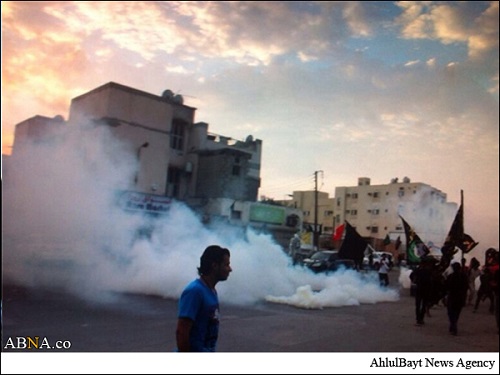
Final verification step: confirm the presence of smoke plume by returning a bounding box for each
[3,120,399,308]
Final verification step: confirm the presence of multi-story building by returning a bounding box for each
[280,177,457,253]
[12,115,67,156]
[280,190,335,233]
[68,82,263,203]
[9,82,302,248]
[334,177,456,245]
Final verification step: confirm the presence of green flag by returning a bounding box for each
[400,216,429,265]
[383,234,391,246]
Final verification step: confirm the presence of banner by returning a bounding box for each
[400,216,429,265]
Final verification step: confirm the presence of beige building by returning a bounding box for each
[280,191,335,233]
[280,177,457,252]
[335,177,456,243]
[9,81,302,248]
[68,82,263,203]
[12,115,67,156]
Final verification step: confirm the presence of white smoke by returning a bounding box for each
[398,267,413,289]
[392,186,457,247]
[3,120,400,308]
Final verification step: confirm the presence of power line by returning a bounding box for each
[260,174,316,194]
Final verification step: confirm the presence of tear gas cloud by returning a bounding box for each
[3,120,399,308]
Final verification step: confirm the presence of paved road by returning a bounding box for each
[2,283,498,353]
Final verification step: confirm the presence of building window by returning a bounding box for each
[351,210,357,216]
[166,166,182,198]
[371,226,379,234]
[232,156,241,176]
[352,193,358,199]
[170,119,185,151]
[372,209,380,215]
[373,192,379,198]
[398,188,405,197]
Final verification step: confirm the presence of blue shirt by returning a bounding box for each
[178,278,220,352]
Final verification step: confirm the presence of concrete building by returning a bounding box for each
[9,82,302,248]
[280,190,335,233]
[279,177,457,253]
[68,82,263,204]
[334,177,456,245]
[11,115,67,156]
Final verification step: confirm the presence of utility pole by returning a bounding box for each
[314,170,323,250]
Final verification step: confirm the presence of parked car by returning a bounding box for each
[303,250,356,273]
[362,251,394,270]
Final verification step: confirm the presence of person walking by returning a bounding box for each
[445,262,469,336]
[378,254,390,287]
[289,233,302,266]
[494,262,499,334]
[474,267,495,313]
[467,257,481,306]
[176,245,232,352]
[410,258,434,326]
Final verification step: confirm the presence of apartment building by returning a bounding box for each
[334,177,456,244]
[68,82,263,203]
[280,177,457,251]
[281,190,336,233]
[9,82,302,247]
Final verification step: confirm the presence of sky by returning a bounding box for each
[1,3,497,368]
[1,1,498,252]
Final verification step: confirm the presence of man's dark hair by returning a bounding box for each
[198,245,230,276]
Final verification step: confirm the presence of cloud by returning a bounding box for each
[396,1,499,59]
[468,1,499,59]
[342,1,374,37]
[2,1,498,248]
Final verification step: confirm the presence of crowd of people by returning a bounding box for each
[410,248,499,336]
[174,244,498,352]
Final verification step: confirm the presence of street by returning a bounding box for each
[2,281,499,352]
[2,280,499,373]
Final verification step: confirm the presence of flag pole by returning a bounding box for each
[460,189,464,262]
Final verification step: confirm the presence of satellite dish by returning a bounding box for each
[53,115,65,122]
[173,94,184,104]
[245,135,254,143]
[162,89,174,99]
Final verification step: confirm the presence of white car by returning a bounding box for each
[363,252,393,270]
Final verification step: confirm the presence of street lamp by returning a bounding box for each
[137,142,149,158]
[135,142,149,184]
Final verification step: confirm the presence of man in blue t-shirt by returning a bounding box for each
[176,245,232,352]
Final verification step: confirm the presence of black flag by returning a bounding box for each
[441,190,478,268]
[338,221,367,269]
[461,233,479,254]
